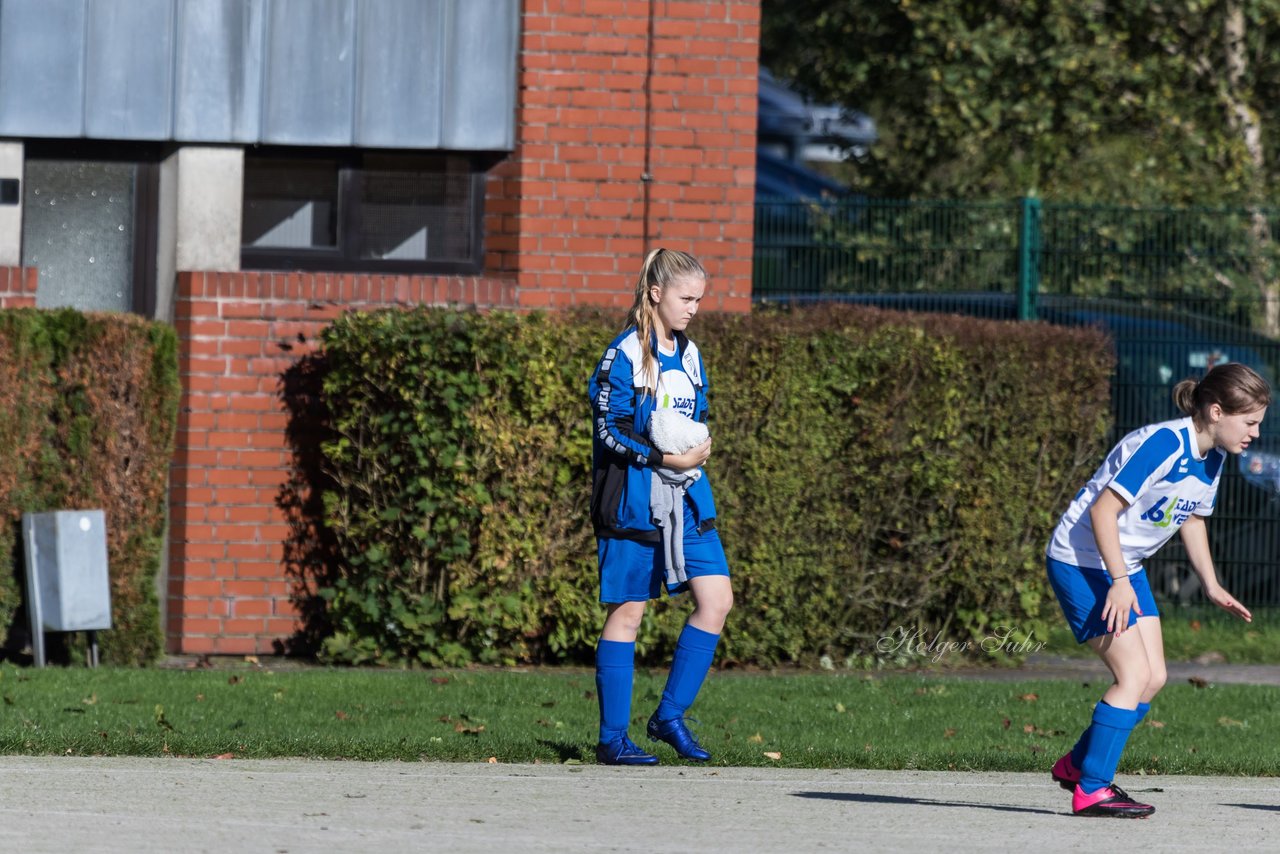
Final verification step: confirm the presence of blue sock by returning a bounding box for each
[655,624,720,722]
[1070,700,1148,768]
[596,639,635,744]
[1078,701,1141,794]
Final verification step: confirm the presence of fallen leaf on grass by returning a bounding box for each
[1147,720,1165,729]
[1217,716,1246,728]
[1188,677,1208,689]
[763,752,782,761]
[1019,693,1038,702]
[943,728,956,738]
[335,710,349,720]
[431,677,449,685]
[486,756,498,764]
[212,752,236,760]
[747,733,764,744]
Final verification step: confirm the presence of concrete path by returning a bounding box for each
[2,756,1278,853]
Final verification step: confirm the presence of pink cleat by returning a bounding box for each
[1072,783,1155,818]
[1051,752,1081,790]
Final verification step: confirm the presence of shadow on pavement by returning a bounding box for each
[792,791,1059,816]
[1223,803,1280,812]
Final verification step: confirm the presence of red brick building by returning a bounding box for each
[0,0,759,654]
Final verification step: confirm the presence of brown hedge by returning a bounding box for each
[282,303,1113,667]
[0,310,180,665]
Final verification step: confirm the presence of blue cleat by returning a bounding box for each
[595,734,659,766]
[646,713,711,762]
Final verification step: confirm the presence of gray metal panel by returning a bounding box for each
[0,0,88,137]
[173,0,266,142]
[262,0,356,145]
[354,0,444,148]
[0,0,518,149]
[442,0,518,150]
[84,0,176,140]
[23,510,112,633]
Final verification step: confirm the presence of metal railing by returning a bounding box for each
[754,197,1280,612]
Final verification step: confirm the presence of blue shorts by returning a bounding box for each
[598,502,730,603]
[1045,556,1160,644]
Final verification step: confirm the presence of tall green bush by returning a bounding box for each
[288,304,1112,667]
[0,310,179,665]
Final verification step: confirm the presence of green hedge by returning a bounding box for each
[284,304,1112,667]
[0,310,180,666]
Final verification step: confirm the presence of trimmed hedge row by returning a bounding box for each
[283,304,1113,667]
[0,310,180,666]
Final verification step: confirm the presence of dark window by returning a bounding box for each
[241,150,493,274]
[242,157,339,250]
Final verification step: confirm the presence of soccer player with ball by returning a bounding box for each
[587,248,733,766]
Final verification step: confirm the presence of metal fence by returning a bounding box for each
[754,197,1280,612]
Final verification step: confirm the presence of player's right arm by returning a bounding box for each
[1090,487,1141,634]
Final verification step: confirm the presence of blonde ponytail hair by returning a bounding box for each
[624,248,707,393]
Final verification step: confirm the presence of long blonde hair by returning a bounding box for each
[624,247,707,393]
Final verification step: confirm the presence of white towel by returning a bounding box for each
[651,464,702,586]
[647,409,709,586]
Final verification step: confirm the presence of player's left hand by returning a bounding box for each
[1206,585,1252,622]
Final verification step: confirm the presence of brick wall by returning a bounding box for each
[168,272,517,654]
[498,0,758,312]
[0,265,37,308]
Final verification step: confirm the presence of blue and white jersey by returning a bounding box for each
[588,326,715,540]
[1047,417,1224,574]
[655,343,698,418]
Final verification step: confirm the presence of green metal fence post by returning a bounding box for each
[1017,196,1041,320]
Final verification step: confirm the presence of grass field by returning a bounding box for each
[1042,604,1280,663]
[3,664,1279,776]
